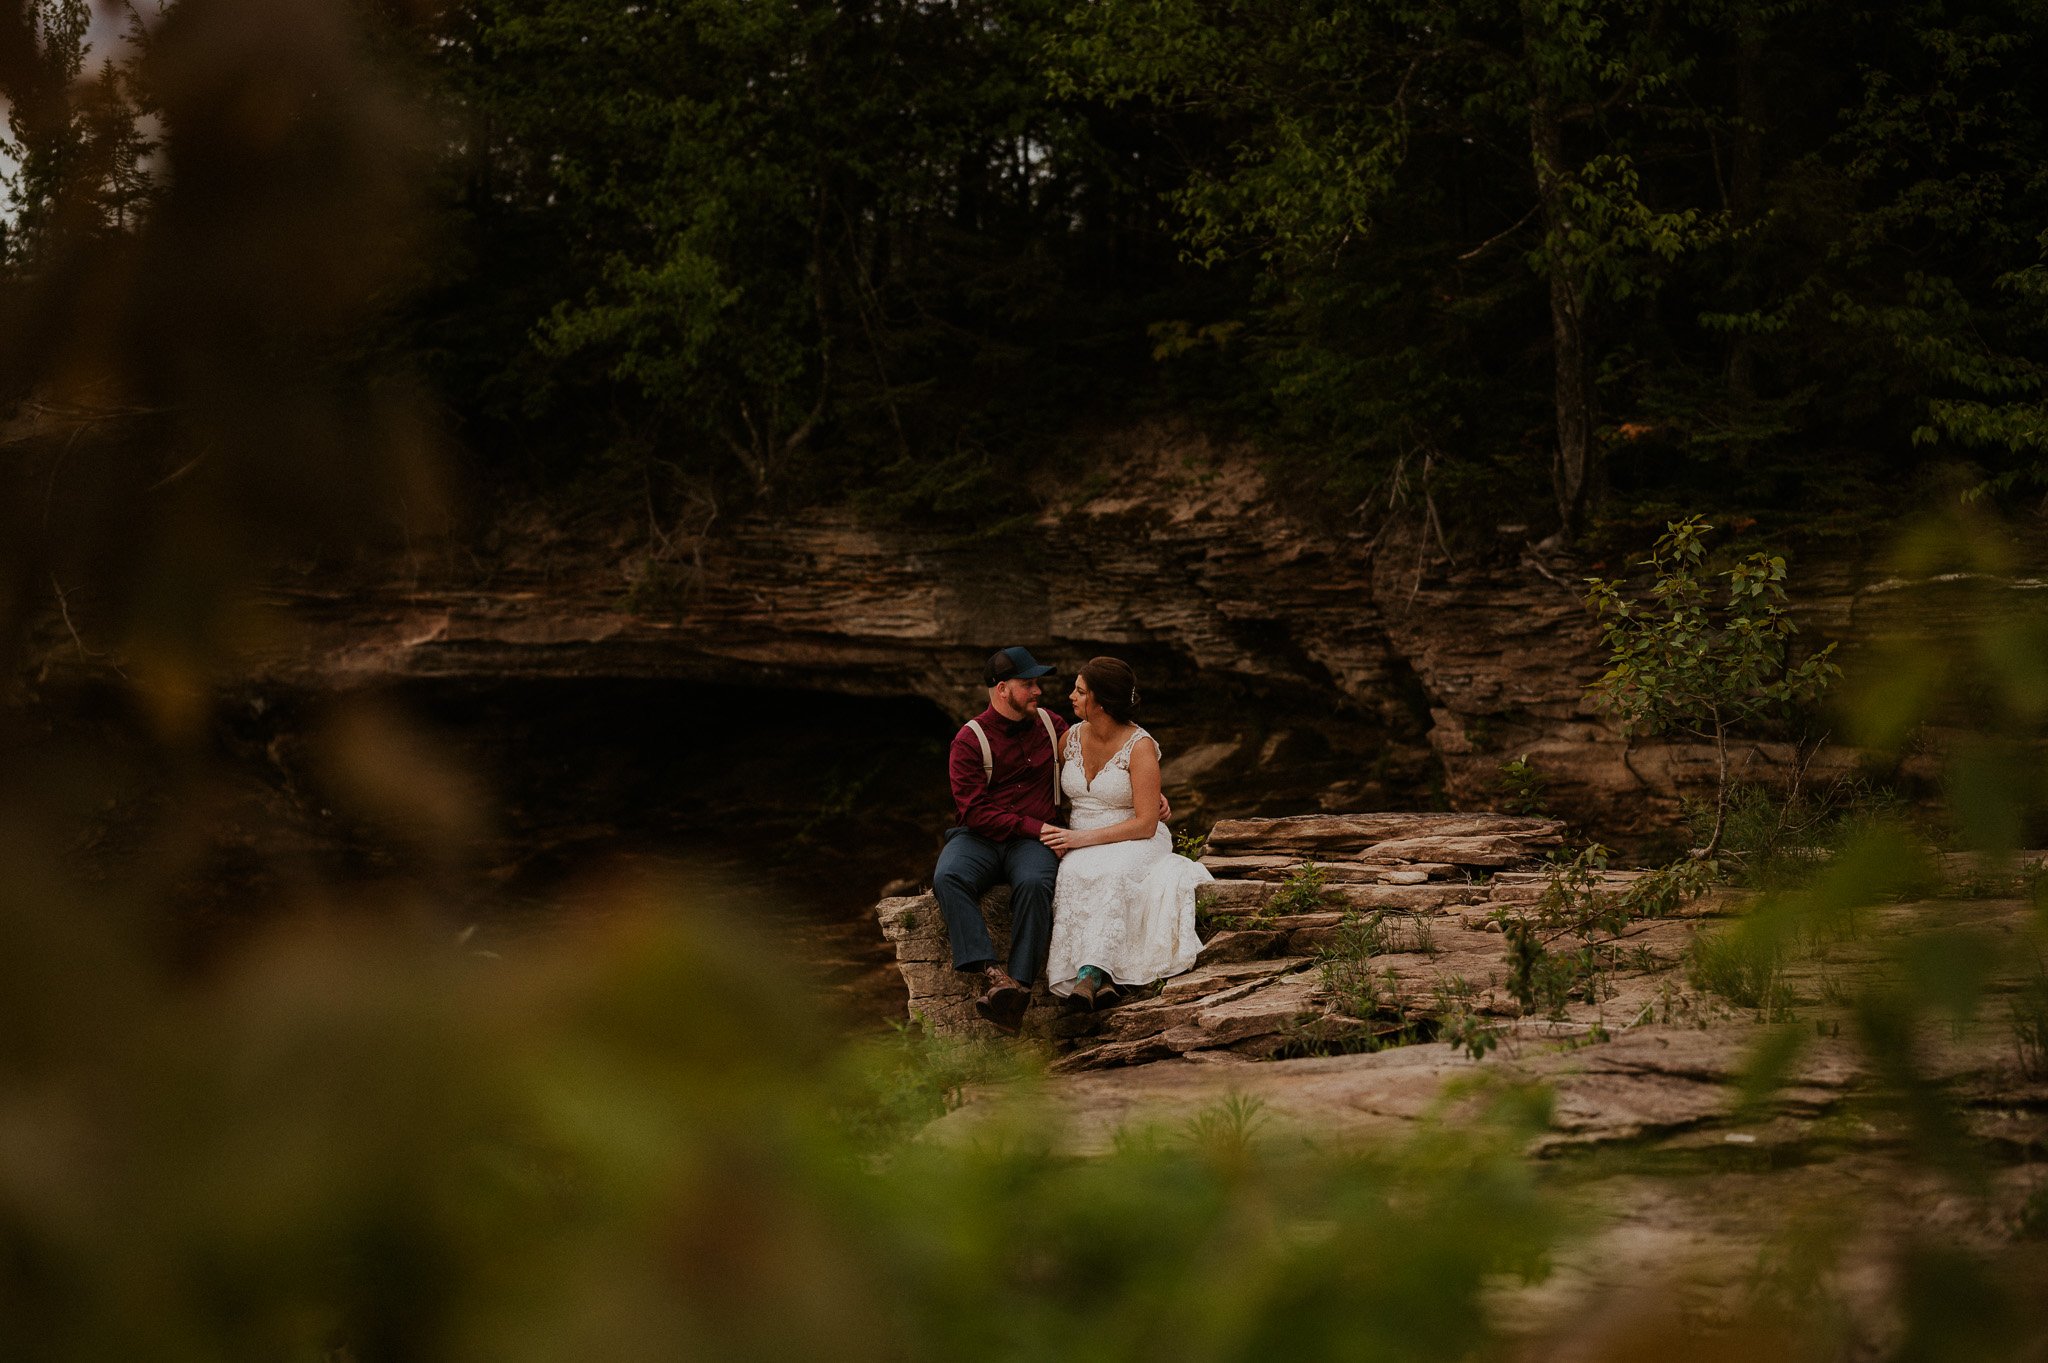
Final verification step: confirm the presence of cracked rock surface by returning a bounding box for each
[876,811,2048,1335]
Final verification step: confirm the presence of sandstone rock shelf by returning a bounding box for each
[873,812,1679,1068]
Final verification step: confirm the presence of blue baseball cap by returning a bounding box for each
[985,646,1055,687]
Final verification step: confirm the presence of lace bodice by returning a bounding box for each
[1046,722,1209,995]
[1061,726,1158,831]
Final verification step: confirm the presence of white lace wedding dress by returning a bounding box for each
[1045,726,1212,996]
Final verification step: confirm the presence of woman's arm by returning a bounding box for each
[1069,737,1162,848]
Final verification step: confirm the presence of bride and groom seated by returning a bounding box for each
[934,646,1212,1035]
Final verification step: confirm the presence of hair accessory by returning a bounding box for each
[1130,687,1140,705]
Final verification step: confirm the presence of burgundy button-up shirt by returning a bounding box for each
[948,704,1070,841]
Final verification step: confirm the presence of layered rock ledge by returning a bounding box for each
[34,426,2036,840]
[882,814,2048,1336]
[873,811,1683,1068]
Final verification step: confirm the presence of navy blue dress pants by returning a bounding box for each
[932,828,1059,985]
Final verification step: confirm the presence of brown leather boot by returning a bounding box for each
[974,966,1030,1035]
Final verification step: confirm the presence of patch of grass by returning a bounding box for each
[2011,960,2048,1079]
[1434,976,1502,1060]
[1685,926,1792,1020]
[1314,911,1434,1048]
[617,554,693,617]
[833,1018,1031,1152]
[1325,909,1390,959]
[1695,778,1909,892]
[1181,1093,1269,1159]
[1504,923,1609,1019]
[1198,896,1277,935]
[1321,910,1435,961]
[1268,860,1334,916]
[1320,954,1397,1022]
[1538,845,1716,936]
[1501,846,1715,1021]
[1272,1013,1404,1059]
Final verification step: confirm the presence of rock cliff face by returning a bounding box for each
[104,424,2037,840]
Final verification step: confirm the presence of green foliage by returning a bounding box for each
[1504,920,1607,1019]
[1536,843,1716,939]
[1267,859,1334,917]
[1313,909,1440,1051]
[0,2,155,265]
[0,874,1582,1360]
[1316,911,1406,1036]
[1506,845,1717,1020]
[1686,925,1793,1020]
[1318,907,1435,963]
[1178,1093,1270,1159]
[1172,826,1209,861]
[1946,266,2048,496]
[331,0,2048,536]
[418,0,1196,508]
[1319,959,1406,1039]
[1586,516,1840,742]
[1051,0,1732,534]
[1540,152,1723,304]
[1495,756,1551,816]
[834,1017,1032,1151]
[1051,0,1405,272]
[2011,959,2048,1080]
[1434,977,1503,1061]
[1324,908,1390,962]
[1691,778,1909,891]
[1586,516,1841,853]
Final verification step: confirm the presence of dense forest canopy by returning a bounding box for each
[6,0,2048,545]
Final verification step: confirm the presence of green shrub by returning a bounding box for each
[834,1018,1033,1152]
[1585,516,1840,857]
[1496,756,1550,816]
[2011,961,2048,1080]
[1692,778,1909,891]
[1504,922,1608,1019]
[1509,848,1713,1019]
[1268,860,1335,916]
[1317,912,1397,1025]
[1434,977,1503,1060]
[1685,925,1792,1019]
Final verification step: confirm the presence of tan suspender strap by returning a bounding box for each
[1039,708,1064,807]
[966,714,1065,808]
[963,720,994,783]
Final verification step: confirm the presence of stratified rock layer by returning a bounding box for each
[37,424,2043,838]
[873,811,1677,1066]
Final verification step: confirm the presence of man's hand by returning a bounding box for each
[1040,824,1077,855]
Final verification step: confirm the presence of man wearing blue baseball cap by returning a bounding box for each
[934,646,1068,1034]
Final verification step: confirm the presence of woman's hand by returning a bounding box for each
[1040,824,1083,854]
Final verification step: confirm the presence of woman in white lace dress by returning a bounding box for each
[1039,657,1212,1010]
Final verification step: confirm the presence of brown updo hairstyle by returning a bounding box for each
[1079,656,1141,725]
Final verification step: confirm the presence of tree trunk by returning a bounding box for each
[1701,714,1731,859]
[1527,91,1594,540]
